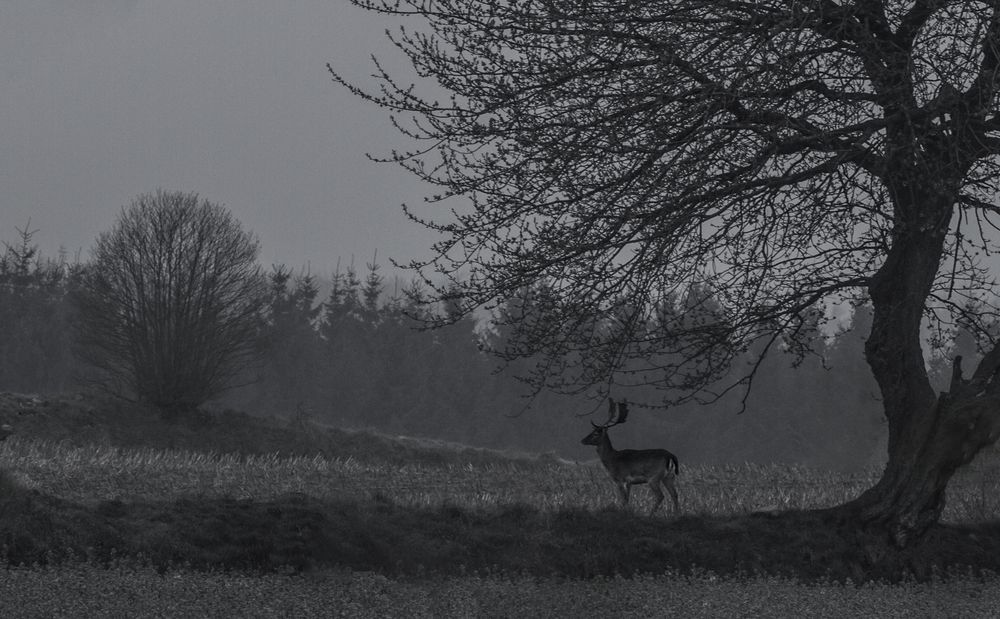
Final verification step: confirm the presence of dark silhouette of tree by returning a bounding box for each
[361,255,385,324]
[74,191,267,411]
[318,262,372,423]
[333,1,1000,544]
[813,304,885,467]
[253,266,324,414]
[0,224,79,392]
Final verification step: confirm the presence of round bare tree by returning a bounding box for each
[75,190,266,411]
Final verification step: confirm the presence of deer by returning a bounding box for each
[581,399,680,515]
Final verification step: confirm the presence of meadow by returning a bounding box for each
[4,439,880,515]
[1,394,1000,616]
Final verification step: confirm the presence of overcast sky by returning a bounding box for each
[1,1,436,276]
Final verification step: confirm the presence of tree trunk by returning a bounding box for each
[849,369,1000,546]
[848,181,1000,545]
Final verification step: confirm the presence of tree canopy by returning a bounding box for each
[75,191,267,411]
[334,1,1000,544]
[333,0,1000,402]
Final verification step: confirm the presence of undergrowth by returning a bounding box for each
[2,468,1000,583]
[1,392,1000,584]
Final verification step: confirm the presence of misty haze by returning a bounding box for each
[4,1,1000,614]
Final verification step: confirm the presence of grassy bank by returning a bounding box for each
[1,392,1000,588]
[1,438,1000,583]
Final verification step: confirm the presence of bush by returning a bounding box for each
[74,191,267,410]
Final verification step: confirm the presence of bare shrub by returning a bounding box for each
[74,190,266,411]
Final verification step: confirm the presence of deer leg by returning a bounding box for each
[662,473,680,513]
[616,482,631,507]
[647,479,665,516]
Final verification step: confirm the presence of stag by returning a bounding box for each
[581,399,680,515]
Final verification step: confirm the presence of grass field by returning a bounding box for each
[1,393,1000,616]
[1,562,998,618]
[6,435,999,524]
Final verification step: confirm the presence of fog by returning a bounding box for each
[0,240,902,468]
[1,1,431,274]
[1,3,901,467]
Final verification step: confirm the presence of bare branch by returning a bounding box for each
[336,0,1000,407]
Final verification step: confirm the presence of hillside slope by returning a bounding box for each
[0,391,547,467]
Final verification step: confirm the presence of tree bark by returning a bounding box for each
[850,374,1000,547]
[848,187,1000,545]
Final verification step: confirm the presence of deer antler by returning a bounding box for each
[601,398,630,427]
[617,399,629,425]
[595,399,615,428]
[605,398,618,426]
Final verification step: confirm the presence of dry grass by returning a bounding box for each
[3,394,1000,615]
[1,562,998,619]
[5,438,999,523]
[1,436,1000,582]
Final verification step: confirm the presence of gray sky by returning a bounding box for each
[1,1,436,276]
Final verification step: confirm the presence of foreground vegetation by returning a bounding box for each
[2,562,997,618]
[3,438,1000,582]
[2,393,1000,615]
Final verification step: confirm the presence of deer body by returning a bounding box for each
[582,401,680,515]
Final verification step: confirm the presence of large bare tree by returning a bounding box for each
[75,191,267,411]
[333,1,1000,545]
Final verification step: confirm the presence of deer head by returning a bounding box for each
[581,399,628,445]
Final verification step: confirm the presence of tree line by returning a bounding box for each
[2,195,972,468]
